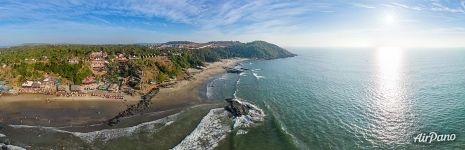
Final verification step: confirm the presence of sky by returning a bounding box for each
[1,0,465,48]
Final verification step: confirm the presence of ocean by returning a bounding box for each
[3,48,465,149]
[206,48,465,149]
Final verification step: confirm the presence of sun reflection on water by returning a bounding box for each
[371,47,411,145]
[377,47,403,102]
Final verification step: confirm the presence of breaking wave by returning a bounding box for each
[173,99,265,150]
[172,108,230,150]
[252,72,265,79]
[10,112,180,143]
[0,143,25,150]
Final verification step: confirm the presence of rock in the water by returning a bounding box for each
[224,98,265,129]
[174,99,265,150]
[224,98,248,116]
[224,98,259,117]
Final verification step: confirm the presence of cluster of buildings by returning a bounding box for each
[19,78,61,94]
[14,76,124,99]
[114,53,140,62]
[0,50,174,99]
[89,51,108,72]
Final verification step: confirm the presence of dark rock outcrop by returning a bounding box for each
[226,68,243,74]
[224,98,251,117]
[107,88,159,126]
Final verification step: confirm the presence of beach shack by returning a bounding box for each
[56,85,66,91]
[108,84,119,93]
[98,83,110,91]
[70,85,81,92]
[21,81,34,88]
[31,81,41,88]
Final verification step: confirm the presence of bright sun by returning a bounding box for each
[384,14,396,25]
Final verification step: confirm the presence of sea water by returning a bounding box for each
[206,48,465,149]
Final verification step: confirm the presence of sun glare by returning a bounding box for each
[384,14,396,25]
[376,46,404,106]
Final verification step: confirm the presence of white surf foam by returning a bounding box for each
[218,73,228,80]
[0,143,25,150]
[0,133,5,138]
[252,72,265,79]
[173,99,265,149]
[172,108,231,150]
[206,83,214,99]
[232,99,265,129]
[10,112,180,143]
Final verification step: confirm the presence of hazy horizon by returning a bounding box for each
[1,0,465,48]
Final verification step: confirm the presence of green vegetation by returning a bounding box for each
[13,61,92,84]
[0,41,295,85]
[213,41,296,59]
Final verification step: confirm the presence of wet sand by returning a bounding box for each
[0,58,245,129]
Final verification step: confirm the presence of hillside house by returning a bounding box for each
[116,54,128,62]
[82,76,96,85]
[68,57,80,64]
[90,51,108,60]
[90,60,106,71]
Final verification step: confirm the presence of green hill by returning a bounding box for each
[214,41,296,59]
[0,41,295,84]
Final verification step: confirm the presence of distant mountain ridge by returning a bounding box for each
[217,41,297,59]
[156,40,296,59]
[0,40,296,60]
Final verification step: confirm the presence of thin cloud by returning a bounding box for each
[429,0,465,13]
[390,2,423,11]
[351,3,376,9]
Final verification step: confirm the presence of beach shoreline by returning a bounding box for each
[0,58,246,127]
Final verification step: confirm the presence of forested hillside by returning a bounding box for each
[0,41,295,85]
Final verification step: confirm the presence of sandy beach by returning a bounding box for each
[0,58,245,127]
[151,58,246,108]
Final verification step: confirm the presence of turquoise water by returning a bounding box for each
[208,48,465,149]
